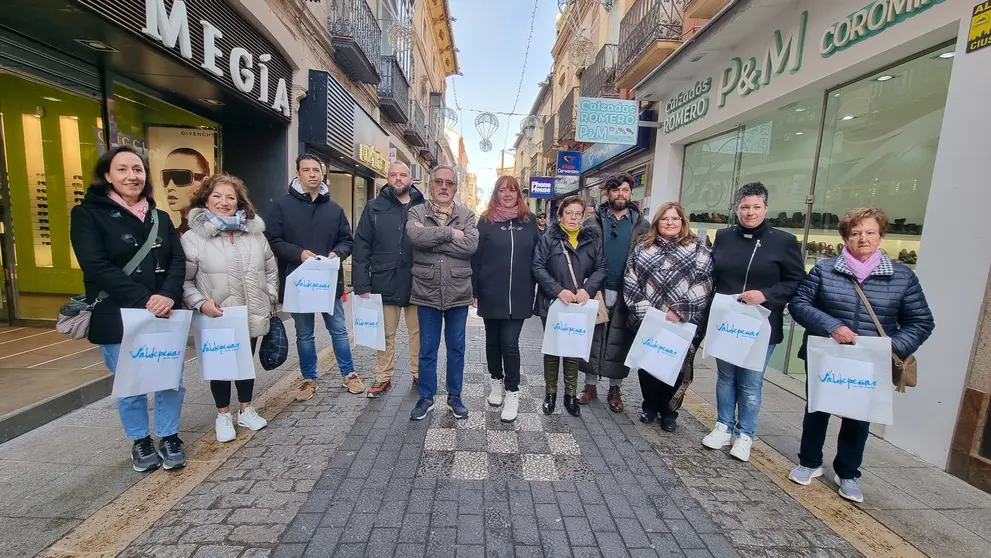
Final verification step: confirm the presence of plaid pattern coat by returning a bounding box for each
[624,236,714,332]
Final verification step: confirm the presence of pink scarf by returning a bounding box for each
[107,190,149,222]
[490,205,520,222]
[843,246,882,283]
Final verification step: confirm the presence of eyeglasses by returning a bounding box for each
[162,169,207,187]
[431,179,456,187]
[562,211,583,218]
[658,217,681,223]
[849,230,880,239]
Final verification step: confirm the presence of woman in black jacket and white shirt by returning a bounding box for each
[701,182,805,462]
[70,145,187,473]
[471,176,542,423]
[532,196,607,417]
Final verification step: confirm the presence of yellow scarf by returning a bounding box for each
[561,223,579,249]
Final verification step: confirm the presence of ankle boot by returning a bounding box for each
[543,393,556,415]
[564,395,581,417]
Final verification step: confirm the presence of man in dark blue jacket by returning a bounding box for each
[266,153,362,401]
[352,161,426,398]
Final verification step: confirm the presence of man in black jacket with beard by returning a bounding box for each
[266,153,362,402]
[353,161,426,397]
[580,173,650,413]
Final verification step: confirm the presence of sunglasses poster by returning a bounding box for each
[146,126,218,235]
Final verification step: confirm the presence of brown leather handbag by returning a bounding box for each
[561,241,608,325]
[850,279,917,392]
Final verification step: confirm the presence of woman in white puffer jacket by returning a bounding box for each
[181,173,279,442]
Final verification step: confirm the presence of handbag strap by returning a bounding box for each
[560,240,579,291]
[849,277,887,337]
[97,210,160,301]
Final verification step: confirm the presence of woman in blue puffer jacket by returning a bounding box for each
[787,207,934,504]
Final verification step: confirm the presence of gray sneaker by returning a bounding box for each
[157,435,186,470]
[788,465,823,486]
[835,475,864,503]
[131,436,162,472]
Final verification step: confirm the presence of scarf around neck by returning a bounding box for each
[843,245,882,283]
[490,204,520,223]
[206,209,249,232]
[560,223,580,248]
[107,190,149,221]
[429,201,453,225]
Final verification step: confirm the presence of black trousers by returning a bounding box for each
[798,360,871,479]
[638,369,683,420]
[210,338,259,409]
[483,318,525,392]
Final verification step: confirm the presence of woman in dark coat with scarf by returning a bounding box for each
[532,196,607,417]
[70,145,187,473]
[625,202,713,433]
[472,176,542,423]
[787,207,934,504]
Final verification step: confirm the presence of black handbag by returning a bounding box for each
[259,315,289,371]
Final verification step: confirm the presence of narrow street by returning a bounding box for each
[3,312,988,557]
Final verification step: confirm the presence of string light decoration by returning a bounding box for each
[557,0,612,68]
[520,115,540,142]
[443,107,459,131]
[502,0,540,151]
[387,20,414,50]
[475,112,499,153]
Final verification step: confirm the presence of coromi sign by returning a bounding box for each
[141,0,291,117]
[76,0,293,118]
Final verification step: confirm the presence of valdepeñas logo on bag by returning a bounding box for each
[642,337,679,357]
[717,321,759,339]
[294,278,331,290]
[553,322,586,336]
[817,370,877,390]
[130,345,183,362]
[203,341,241,355]
[355,318,378,328]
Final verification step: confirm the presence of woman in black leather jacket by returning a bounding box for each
[532,196,606,417]
[787,207,934,504]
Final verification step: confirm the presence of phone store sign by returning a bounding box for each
[141,0,291,117]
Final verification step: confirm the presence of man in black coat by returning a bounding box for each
[580,173,651,413]
[352,161,426,397]
[266,153,362,401]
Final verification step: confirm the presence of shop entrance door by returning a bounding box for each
[0,72,102,321]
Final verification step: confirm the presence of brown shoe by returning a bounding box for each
[296,380,318,402]
[342,372,365,394]
[607,386,624,413]
[578,384,597,405]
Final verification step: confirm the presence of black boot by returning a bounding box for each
[543,393,556,415]
[564,395,581,417]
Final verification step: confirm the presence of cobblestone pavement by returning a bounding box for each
[92,314,868,558]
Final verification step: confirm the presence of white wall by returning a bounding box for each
[640,0,983,467]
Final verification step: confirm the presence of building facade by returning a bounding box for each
[0,0,460,321]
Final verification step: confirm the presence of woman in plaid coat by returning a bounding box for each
[624,202,714,433]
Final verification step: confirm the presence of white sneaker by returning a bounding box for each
[501,391,520,423]
[701,422,733,449]
[487,378,505,407]
[237,407,268,431]
[730,434,754,462]
[215,412,236,443]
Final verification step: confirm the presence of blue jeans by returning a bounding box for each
[715,344,776,438]
[417,306,468,399]
[292,297,354,380]
[101,344,185,440]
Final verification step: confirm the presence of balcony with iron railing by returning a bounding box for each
[328,0,381,84]
[581,44,619,99]
[542,115,556,153]
[557,87,577,144]
[617,0,683,90]
[530,153,540,178]
[684,0,729,20]
[420,107,440,166]
[403,102,427,147]
[378,56,410,124]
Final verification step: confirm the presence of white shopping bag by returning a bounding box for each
[191,306,256,382]
[282,256,341,314]
[703,293,772,370]
[352,294,386,351]
[807,336,894,424]
[112,309,193,398]
[625,307,697,386]
[541,299,599,360]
